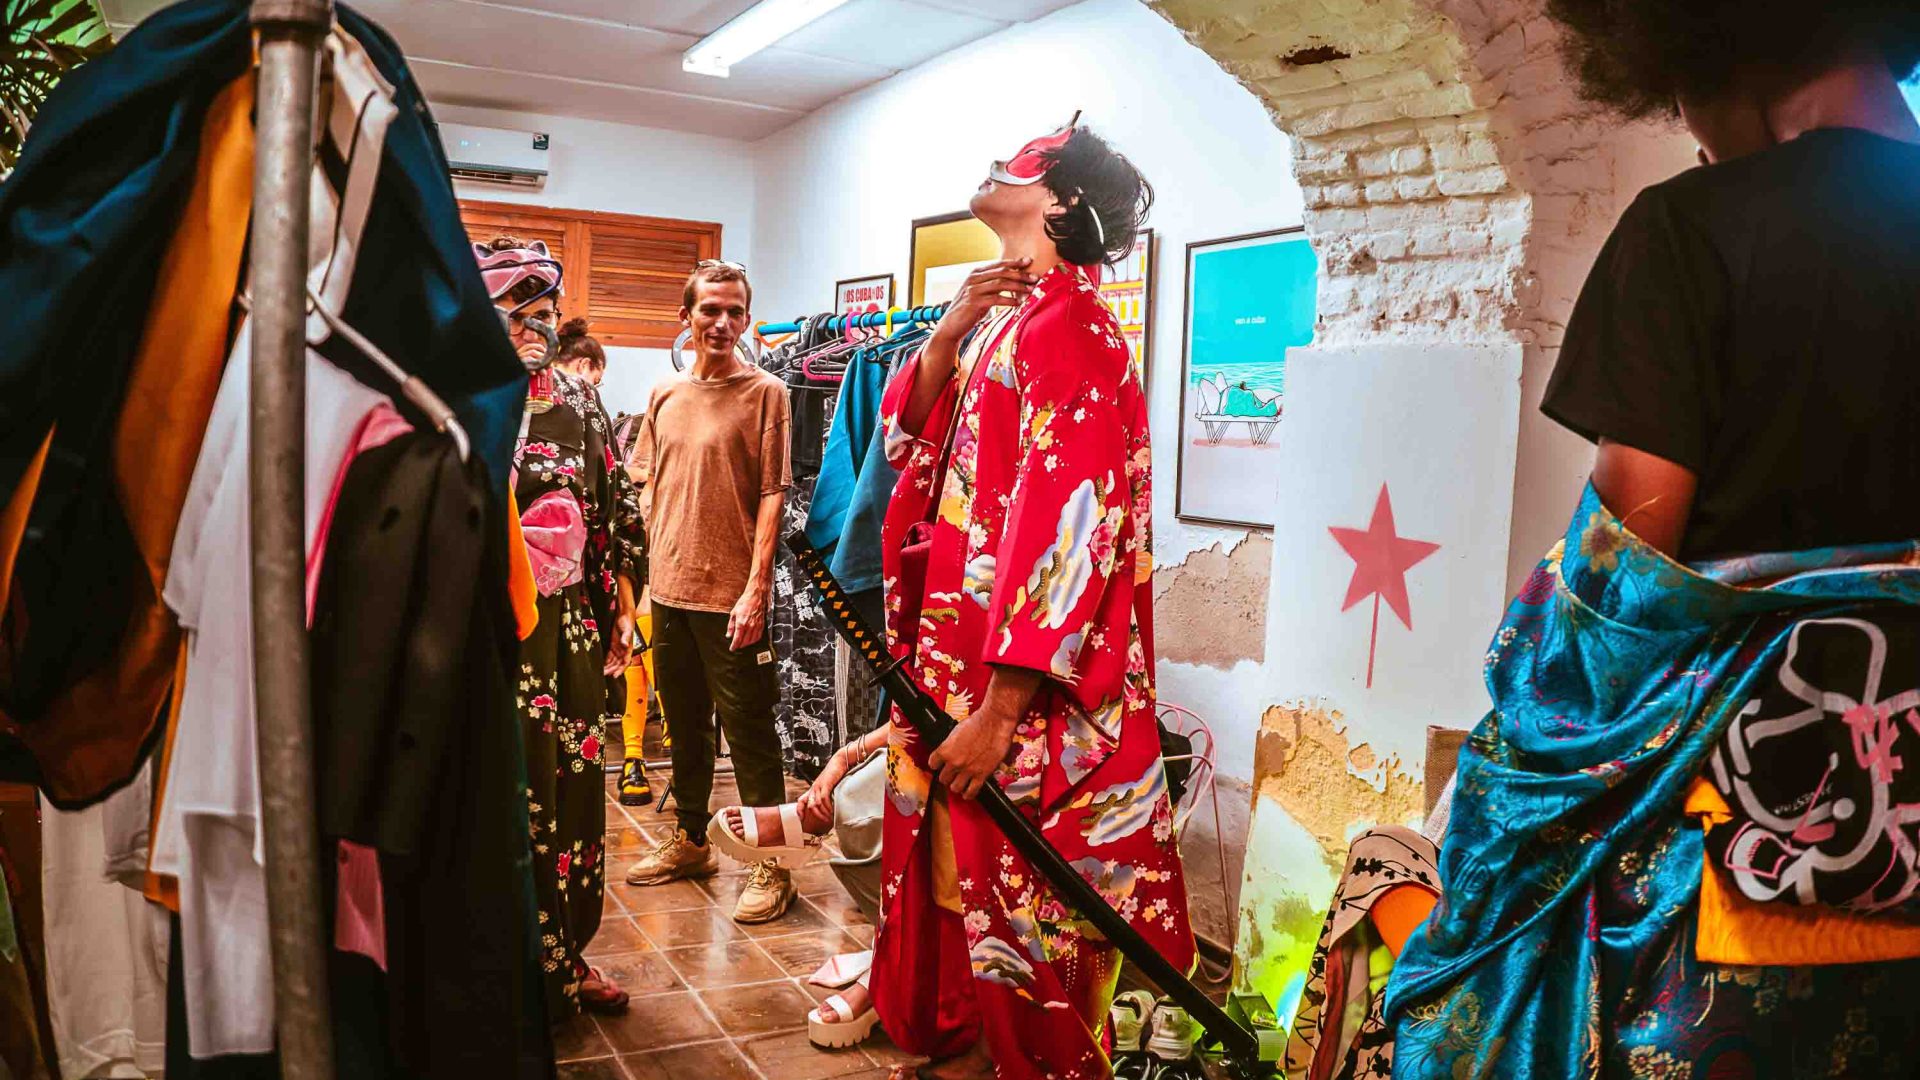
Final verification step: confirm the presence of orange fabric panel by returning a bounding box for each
[19,73,252,803]
[143,641,188,913]
[1371,883,1438,959]
[1686,777,1920,964]
[506,487,540,640]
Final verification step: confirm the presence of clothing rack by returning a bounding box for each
[756,303,947,338]
[249,1,336,1077]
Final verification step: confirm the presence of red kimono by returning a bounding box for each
[874,264,1194,1078]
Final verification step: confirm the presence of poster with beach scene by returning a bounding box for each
[1176,227,1317,528]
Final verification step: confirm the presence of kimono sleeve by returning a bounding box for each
[879,346,957,470]
[608,443,647,591]
[588,385,645,589]
[982,303,1131,680]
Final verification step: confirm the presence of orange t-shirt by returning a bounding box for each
[631,368,791,613]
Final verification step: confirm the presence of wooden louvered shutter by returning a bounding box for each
[583,215,720,347]
[457,200,722,348]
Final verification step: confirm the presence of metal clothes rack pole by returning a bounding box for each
[249,1,336,1077]
[756,303,947,338]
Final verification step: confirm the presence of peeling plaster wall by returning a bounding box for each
[1154,535,1273,668]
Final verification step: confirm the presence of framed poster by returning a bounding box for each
[909,211,999,306]
[1176,227,1317,529]
[834,273,894,337]
[1099,229,1154,385]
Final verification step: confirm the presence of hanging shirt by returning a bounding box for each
[803,346,889,552]
[151,321,385,1058]
[42,798,168,1080]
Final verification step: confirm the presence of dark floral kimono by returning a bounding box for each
[513,369,643,1018]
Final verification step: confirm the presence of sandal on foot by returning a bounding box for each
[578,967,629,1014]
[807,990,879,1049]
[707,802,828,869]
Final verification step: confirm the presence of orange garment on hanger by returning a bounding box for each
[6,72,254,805]
[1686,777,1920,964]
[143,642,188,912]
[506,487,539,640]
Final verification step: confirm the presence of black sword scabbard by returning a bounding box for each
[785,533,1268,1073]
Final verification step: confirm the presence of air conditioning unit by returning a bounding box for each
[439,122,549,188]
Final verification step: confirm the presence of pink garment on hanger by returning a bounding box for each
[306,402,411,967]
[306,403,414,621]
[520,489,586,596]
[333,841,387,971]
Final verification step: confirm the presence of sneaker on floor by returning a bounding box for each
[618,760,651,806]
[733,859,795,924]
[625,829,717,886]
[1108,989,1154,1079]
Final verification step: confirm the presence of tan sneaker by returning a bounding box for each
[732,860,795,924]
[625,829,718,886]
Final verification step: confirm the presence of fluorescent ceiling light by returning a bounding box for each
[682,0,854,78]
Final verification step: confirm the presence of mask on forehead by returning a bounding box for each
[988,112,1080,187]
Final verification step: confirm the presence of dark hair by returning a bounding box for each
[487,234,561,307]
[1040,128,1152,267]
[1546,0,1920,118]
[557,316,605,372]
[682,261,753,310]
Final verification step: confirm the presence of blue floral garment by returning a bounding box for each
[1386,485,1920,1079]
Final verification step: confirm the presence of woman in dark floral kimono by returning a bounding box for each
[478,236,643,1017]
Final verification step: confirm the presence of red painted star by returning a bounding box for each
[1329,484,1440,687]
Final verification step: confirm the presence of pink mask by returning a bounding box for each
[987,113,1080,186]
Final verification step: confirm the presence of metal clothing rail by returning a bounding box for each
[756,303,947,338]
[249,0,335,1076]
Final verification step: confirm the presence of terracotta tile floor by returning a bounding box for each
[555,744,916,1080]
[570,722,1238,1079]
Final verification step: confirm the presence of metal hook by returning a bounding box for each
[303,289,472,462]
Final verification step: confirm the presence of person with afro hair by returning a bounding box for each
[1383,5,1920,1079]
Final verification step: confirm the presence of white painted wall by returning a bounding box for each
[436,103,758,417]
[749,0,1304,769]
[433,3,1309,791]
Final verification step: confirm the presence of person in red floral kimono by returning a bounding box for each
[873,120,1192,1080]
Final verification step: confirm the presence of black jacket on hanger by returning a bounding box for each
[311,432,553,1080]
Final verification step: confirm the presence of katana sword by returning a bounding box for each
[786,533,1272,1076]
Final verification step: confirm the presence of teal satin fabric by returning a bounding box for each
[1385,485,1920,1077]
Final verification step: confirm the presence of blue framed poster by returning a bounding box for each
[1176,227,1317,528]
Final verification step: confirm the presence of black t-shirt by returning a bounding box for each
[1542,128,1920,561]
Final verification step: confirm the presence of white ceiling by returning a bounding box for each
[98,0,1082,140]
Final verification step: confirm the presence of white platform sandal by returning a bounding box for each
[707,802,830,869]
[808,971,879,1049]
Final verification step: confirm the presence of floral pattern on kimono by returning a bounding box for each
[1387,485,1920,1079]
[872,264,1193,1079]
[1286,826,1440,1080]
[513,369,643,1019]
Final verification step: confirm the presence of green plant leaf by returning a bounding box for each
[0,0,109,175]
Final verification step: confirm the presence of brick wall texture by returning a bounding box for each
[1146,0,1673,350]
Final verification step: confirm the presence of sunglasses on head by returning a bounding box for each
[696,259,747,272]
